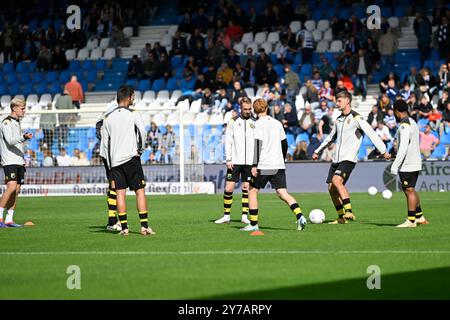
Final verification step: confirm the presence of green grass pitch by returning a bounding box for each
[0,192,449,299]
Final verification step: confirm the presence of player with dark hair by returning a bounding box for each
[102,85,155,236]
[313,91,391,224]
[391,99,429,227]
[242,98,307,232]
[215,97,255,225]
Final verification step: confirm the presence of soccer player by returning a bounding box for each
[312,91,391,224]
[215,97,255,225]
[242,98,307,232]
[0,98,33,228]
[102,85,155,236]
[96,99,121,231]
[390,100,429,228]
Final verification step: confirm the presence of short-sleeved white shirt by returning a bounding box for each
[254,115,286,170]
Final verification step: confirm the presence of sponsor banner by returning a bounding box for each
[0,182,215,197]
[204,161,450,193]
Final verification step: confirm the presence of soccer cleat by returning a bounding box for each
[5,222,23,228]
[343,212,356,221]
[297,215,307,231]
[0,221,6,228]
[214,215,231,224]
[416,216,429,225]
[106,221,122,232]
[119,228,129,236]
[241,214,250,224]
[240,224,259,231]
[396,220,417,228]
[328,217,348,224]
[140,226,156,236]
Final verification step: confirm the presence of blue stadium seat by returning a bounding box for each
[151,78,166,92]
[174,67,184,79]
[0,84,7,96]
[358,146,367,161]
[69,60,81,71]
[16,61,29,73]
[80,80,88,92]
[311,10,322,21]
[54,19,63,31]
[28,61,37,72]
[35,83,48,95]
[274,64,285,77]
[126,78,139,88]
[49,83,62,95]
[32,72,45,84]
[300,64,312,77]
[19,72,32,83]
[41,19,51,30]
[22,83,34,96]
[82,60,93,70]
[286,133,295,148]
[394,6,406,17]
[59,70,71,84]
[441,132,450,145]
[166,77,179,91]
[138,80,151,92]
[86,70,97,82]
[180,77,195,91]
[295,133,310,145]
[141,149,151,163]
[430,144,446,159]
[294,54,302,65]
[95,59,107,70]
[29,20,39,32]
[8,84,21,96]
[171,56,183,69]
[46,71,59,83]
[3,63,14,74]
[6,73,19,85]
[417,118,429,129]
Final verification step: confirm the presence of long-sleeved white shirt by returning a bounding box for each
[315,110,387,163]
[97,100,118,159]
[0,116,27,166]
[102,106,146,168]
[390,117,422,174]
[225,115,256,165]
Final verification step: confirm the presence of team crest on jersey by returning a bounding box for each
[227,173,232,180]
[11,173,15,178]
[342,173,346,178]
[250,124,255,129]
[347,119,351,124]
[404,181,408,185]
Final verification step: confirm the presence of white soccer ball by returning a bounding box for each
[368,186,378,196]
[382,190,393,200]
[309,209,326,224]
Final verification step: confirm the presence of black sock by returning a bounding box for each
[290,203,303,220]
[249,209,258,226]
[342,198,352,214]
[223,191,233,215]
[408,210,416,223]
[415,205,423,219]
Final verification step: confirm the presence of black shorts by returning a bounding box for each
[251,169,287,190]
[226,165,252,183]
[3,165,26,185]
[326,161,356,184]
[109,157,146,191]
[102,157,111,180]
[399,171,419,190]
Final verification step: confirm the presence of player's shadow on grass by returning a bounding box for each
[357,221,399,227]
[230,226,292,231]
[196,267,450,299]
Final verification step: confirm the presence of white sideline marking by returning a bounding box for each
[1,250,450,256]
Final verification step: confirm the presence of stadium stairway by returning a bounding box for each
[121,25,175,59]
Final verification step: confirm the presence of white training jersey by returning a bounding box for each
[225,115,256,165]
[97,100,119,159]
[102,106,146,168]
[254,115,286,170]
[315,110,387,163]
[390,117,422,174]
[0,116,26,166]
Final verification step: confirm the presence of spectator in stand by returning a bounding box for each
[318,58,334,81]
[39,102,57,150]
[55,89,75,147]
[403,66,418,92]
[225,20,243,44]
[190,40,208,70]
[334,80,347,95]
[56,148,72,166]
[314,100,329,124]
[417,95,433,119]
[376,93,392,114]
[378,27,398,72]
[273,105,285,123]
[297,26,314,65]
[317,107,334,141]
[438,64,449,90]
[299,104,315,137]
[171,31,188,56]
[127,55,144,80]
[351,48,370,101]
[384,108,397,136]
[282,103,300,135]
[311,71,323,91]
[420,125,440,159]
[36,44,52,71]
[43,149,55,167]
[365,36,380,67]
[226,49,240,70]
[51,46,68,71]
[284,64,300,103]
[319,80,334,107]
[408,93,420,119]
[200,88,214,113]
[110,24,125,48]
[375,121,393,146]
[158,146,172,165]
[161,125,175,150]
[217,62,234,86]
[64,75,84,109]
[305,80,320,109]
[77,152,90,166]
[178,12,193,34]
[241,46,256,69]
[438,89,449,112]
[143,52,158,80]
[156,52,172,80]
[437,16,449,60]
[265,62,278,86]
[276,39,294,65]
[380,71,401,93]
[214,88,231,113]
[344,34,359,55]
[293,141,310,160]
[184,56,198,78]
[442,101,450,136]
[367,105,385,129]
[400,82,412,101]
[384,79,399,102]
[417,67,438,99]
[192,7,209,33]
[230,81,247,106]
[147,122,161,153]
[428,107,443,132]
[140,43,152,61]
[414,13,432,67]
